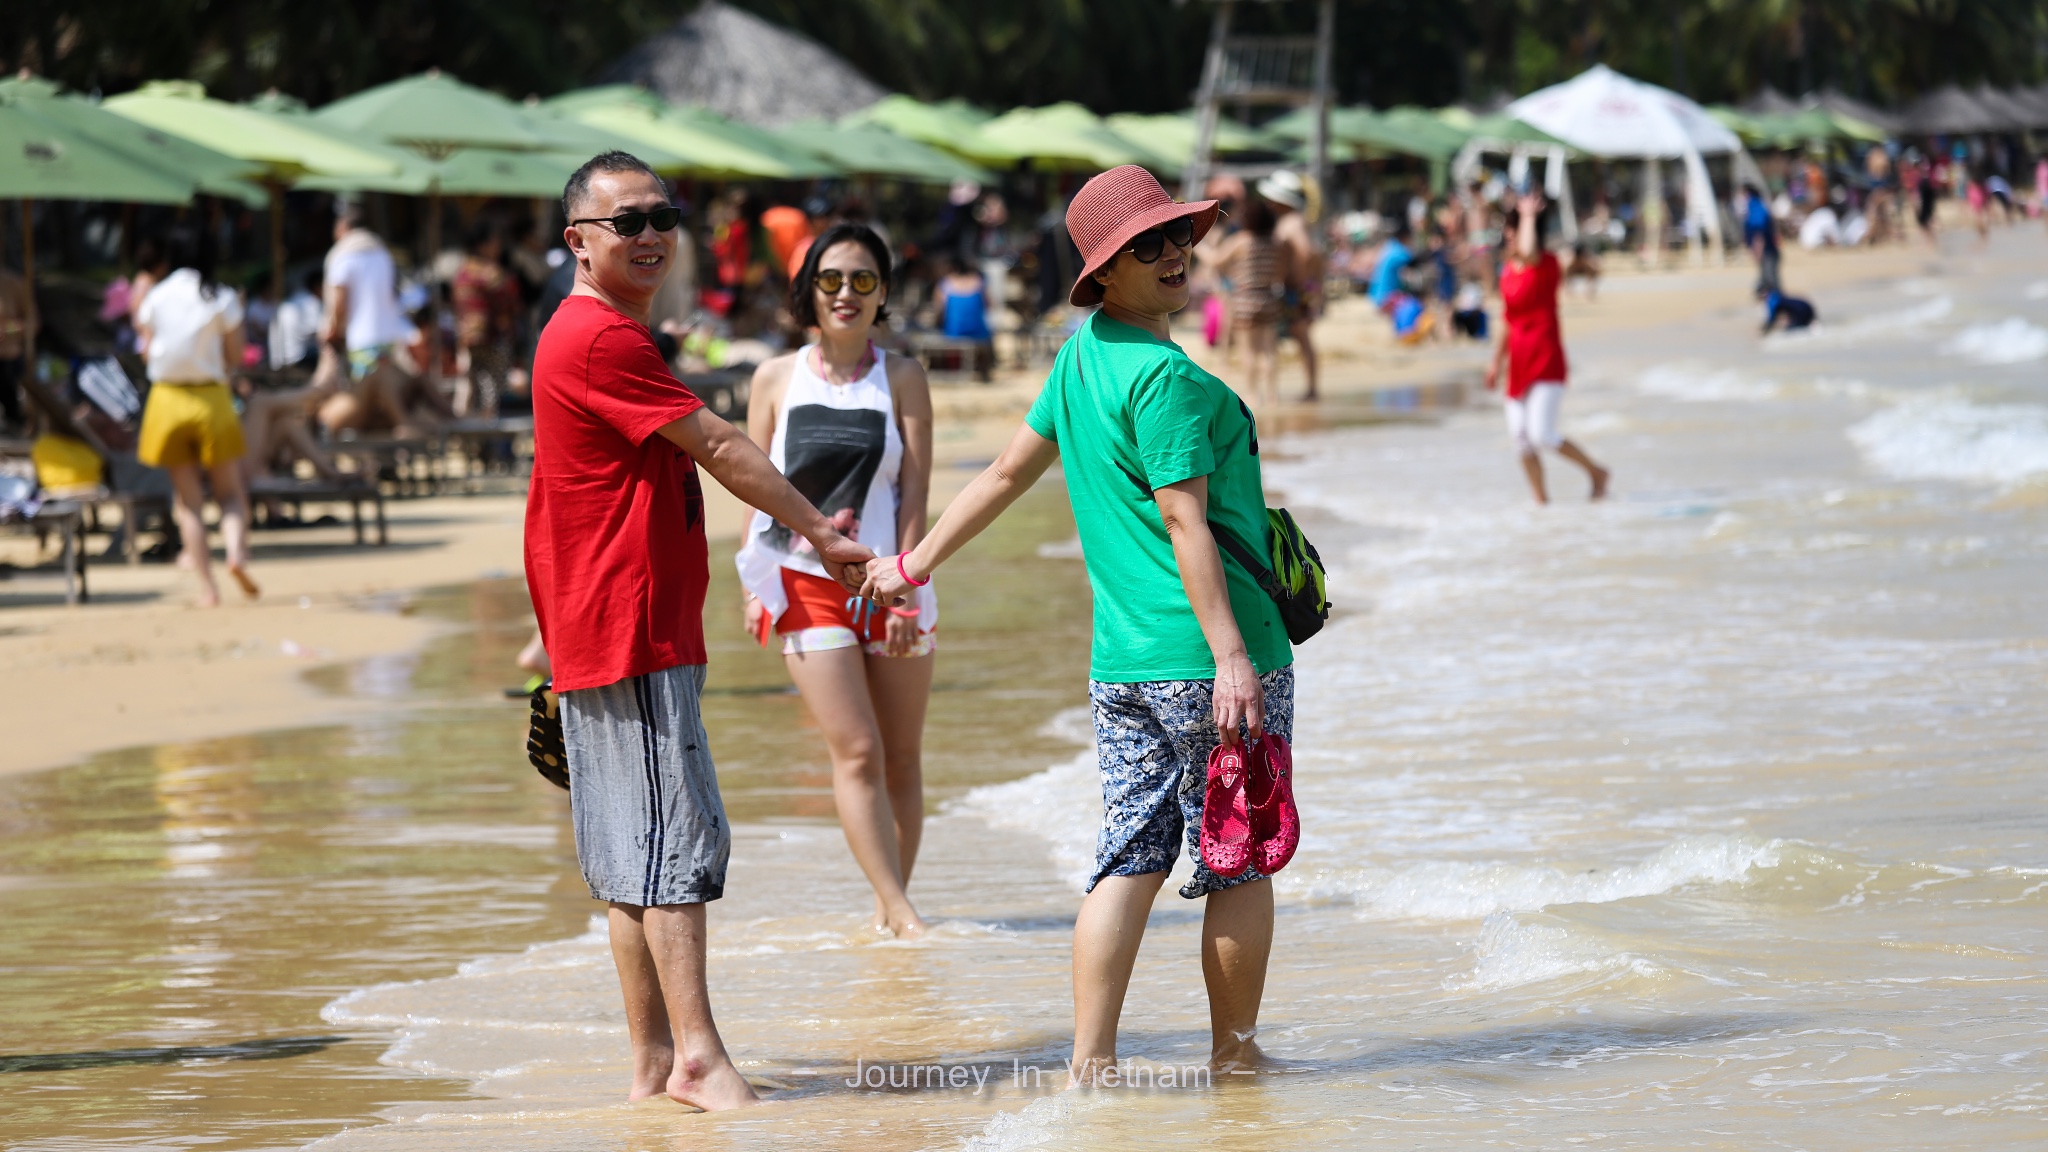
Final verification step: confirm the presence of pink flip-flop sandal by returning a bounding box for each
[1200,742,1255,879]
[1248,733,1300,875]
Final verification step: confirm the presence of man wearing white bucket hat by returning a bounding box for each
[1256,170,1323,402]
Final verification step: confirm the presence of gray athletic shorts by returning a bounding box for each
[559,663,729,906]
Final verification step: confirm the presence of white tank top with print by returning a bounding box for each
[735,346,936,628]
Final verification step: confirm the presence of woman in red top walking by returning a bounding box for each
[1485,192,1610,504]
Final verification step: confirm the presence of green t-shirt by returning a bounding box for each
[1025,312,1292,683]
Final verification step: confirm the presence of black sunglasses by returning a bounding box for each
[1126,216,1197,264]
[571,205,682,237]
[814,268,881,296]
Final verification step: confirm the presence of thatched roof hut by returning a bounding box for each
[600,1,888,127]
[1899,84,2011,135]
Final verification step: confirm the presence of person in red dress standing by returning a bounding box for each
[1484,191,1610,504]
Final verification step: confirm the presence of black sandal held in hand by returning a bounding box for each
[526,680,569,790]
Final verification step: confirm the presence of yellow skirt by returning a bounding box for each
[137,381,245,469]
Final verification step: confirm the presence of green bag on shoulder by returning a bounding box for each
[1214,508,1330,644]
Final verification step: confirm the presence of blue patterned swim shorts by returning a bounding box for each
[1087,665,1295,899]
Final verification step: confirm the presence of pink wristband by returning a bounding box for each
[896,552,930,587]
[887,605,920,619]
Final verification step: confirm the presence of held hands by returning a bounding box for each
[860,552,917,606]
[816,533,878,594]
[1212,651,1265,747]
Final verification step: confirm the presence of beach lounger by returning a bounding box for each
[679,370,750,421]
[904,331,994,383]
[0,499,88,605]
[247,476,387,546]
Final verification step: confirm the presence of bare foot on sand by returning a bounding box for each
[176,551,222,607]
[1210,1035,1269,1078]
[627,1045,675,1102]
[1589,465,1611,501]
[667,1054,760,1111]
[227,564,260,600]
[871,899,928,939]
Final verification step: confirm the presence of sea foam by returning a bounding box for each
[1637,363,1780,402]
[947,751,1102,892]
[1277,835,1783,923]
[1450,911,1665,992]
[1848,400,2048,487]
[1940,318,2048,365]
[1762,295,1954,352]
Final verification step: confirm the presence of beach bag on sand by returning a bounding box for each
[1216,508,1330,645]
[527,680,569,790]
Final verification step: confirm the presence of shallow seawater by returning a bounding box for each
[0,492,1093,1150]
[11,232,2048,1151]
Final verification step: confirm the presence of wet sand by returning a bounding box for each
[0,497,1095,1148]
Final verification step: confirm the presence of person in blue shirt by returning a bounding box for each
[1743,184,1780,296]
[936,256,992,342]
[1367,223,1413,310]
[1761,289,1816,334]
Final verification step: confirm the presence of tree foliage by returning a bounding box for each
[4,0,2042,111]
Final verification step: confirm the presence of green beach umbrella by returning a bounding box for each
[245,94,433,194]
[1711,105,1877,148]
[0,76,263,205]
[566,99,830,178]
[515,108,687,171]
[106,81,407,302]
[850,96,1014,165]
[779,120,992,185]
[1104,111,1280,172]
[0,95,196,202]
[312,70,545,157]
[975,103,1170,173]
[665,105,839,179]
[428,149,586,198]
[1438,107,1572,149]
[1269,105,1464,161]
[105,81,404,181]
[540,85,667,118]
[255,93,609,198]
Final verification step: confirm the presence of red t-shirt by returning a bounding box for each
[1500,252,1567,400]
[524,295,708,692]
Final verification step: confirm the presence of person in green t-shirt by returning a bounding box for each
[863,166,1294,1085]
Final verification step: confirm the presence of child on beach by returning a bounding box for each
[1761,289,1818,334]
[1484,192,1610,505]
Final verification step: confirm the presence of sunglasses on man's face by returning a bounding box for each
[814,268,881,296]
[571,205,683,237]
[1126,216,1197,264]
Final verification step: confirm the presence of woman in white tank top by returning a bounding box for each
[736,224,937,937]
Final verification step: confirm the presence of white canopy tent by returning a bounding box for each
[1509,65,1748,261]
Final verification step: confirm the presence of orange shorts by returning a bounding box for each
[762,568,934,658]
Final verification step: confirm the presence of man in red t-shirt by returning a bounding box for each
[526,151,873,1111]
[1484,191,1610,504]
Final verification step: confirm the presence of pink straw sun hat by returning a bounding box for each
[1065,165,1219,307]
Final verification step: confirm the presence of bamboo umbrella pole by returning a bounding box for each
[19,200,34,368]
[427,180,443,385]
[268,180,286,304]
